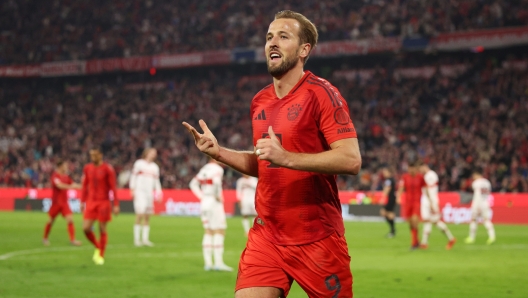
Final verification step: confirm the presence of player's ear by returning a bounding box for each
[299,43,311,59]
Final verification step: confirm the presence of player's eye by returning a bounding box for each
[266,36,272,41]
[281,35,287,39]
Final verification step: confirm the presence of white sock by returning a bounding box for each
[134,224,141,243]
[142,225,150,242]
[469,221,477,239]
[242,218,250,235]
[484,220,495,239]
[202,234,213,267]
[421,222,432,244]
[213,233,225,267]
[436,221,454,240]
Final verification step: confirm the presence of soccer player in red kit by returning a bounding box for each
[81,148,119,265]
[183,10,361,298]
[396,161,425,250]
[42,160,82,246]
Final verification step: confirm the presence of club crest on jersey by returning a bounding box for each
[287,104,302,121]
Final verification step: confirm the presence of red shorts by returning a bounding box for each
[48,203,72,218]
[236,224,353,297]
[84,201,112,222]
[403,201,421,219]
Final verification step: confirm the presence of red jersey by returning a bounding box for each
[251,71,357,245]
[81,163,118,206]
[400,173,425,203]
[51,171,72,205]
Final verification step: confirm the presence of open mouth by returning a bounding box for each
[269,52,282,61]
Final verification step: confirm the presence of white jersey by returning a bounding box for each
[236,176,258,216]
[189,162,224,205]
[472,178,492,206]
[236,176,258,203]
[129,159,162,196]
[471,177,493,220]
[421,170,440,221]
[421,170,439,203]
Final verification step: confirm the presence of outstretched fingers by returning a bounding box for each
[182,122,202,141]
[198,119,211,134]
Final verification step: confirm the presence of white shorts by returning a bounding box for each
[240,198,256,216]
[201,201,227,230]
[134,192,154,215]
[421,196,440,222]
[471,201,491,220]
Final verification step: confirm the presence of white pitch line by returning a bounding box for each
[0,243,194,261]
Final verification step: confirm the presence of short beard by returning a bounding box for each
[267,55,298,78]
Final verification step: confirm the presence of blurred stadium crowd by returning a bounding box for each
[1,0,528,65]
[0,0,527,193]
[1,54,527,192]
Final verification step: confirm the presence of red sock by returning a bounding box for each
[43,223,52,239]
[99,232,108,258]
[67,222,75,241]
[411,228,419,246]
[84,231,99,249]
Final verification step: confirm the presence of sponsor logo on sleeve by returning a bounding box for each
[337,127,355,134]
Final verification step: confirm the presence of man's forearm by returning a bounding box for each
[217,147,259,177]
[281,148,361,175]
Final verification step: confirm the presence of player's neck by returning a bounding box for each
[272,66,305,99]
[93,161,102,166]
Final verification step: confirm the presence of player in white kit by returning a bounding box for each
[236,174,258,235]
[130,148,162,247]
[189,159,232,272]
[465,168,496,245]
[419,164,456,250]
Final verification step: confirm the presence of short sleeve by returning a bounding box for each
[314,83,357,145]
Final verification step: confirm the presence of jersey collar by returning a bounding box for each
[272,71,312,99]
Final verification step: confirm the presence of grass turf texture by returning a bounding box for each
[1,212,528,298]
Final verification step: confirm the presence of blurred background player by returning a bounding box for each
[419,163,456,250]
[466,168,496,245]
[130,148,162,247]
[236,174,258,235]
[189,159,232,272]
[81,148,120,265]
[397,161,423,250]
[42,160,82,246]
[380,167,397,238]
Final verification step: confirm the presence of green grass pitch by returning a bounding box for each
[1,211,528,297]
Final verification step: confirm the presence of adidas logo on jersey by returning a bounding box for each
[254,110,266,120]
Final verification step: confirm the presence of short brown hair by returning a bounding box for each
[274,10,318,64]
[141,148,155,158]
[56,159,66,167]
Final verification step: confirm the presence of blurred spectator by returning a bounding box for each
[1,0,528,65]
[0,54,527,192]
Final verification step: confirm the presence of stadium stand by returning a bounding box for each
[1,0,528,64]
[1,52,527,192]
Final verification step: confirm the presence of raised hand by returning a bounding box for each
[182,119,220,159]
[255,126,288,166]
